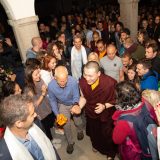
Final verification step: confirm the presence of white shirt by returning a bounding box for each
[40,70,53,86]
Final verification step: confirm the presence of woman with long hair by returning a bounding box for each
[137,29,150,47]
[126,64,140,90]
[25,64,55,140]
[47,41,71,74]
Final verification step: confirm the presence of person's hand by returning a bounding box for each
[70,105,81,114]
[95,103,105,114]
[122,66,128,74]
[105,103,114,109]
[5,38,12,46]
[41,84,47,96]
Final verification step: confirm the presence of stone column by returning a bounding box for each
[8,16,39,63]
[118,0,139,41]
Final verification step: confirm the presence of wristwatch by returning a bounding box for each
[73,102,79,106]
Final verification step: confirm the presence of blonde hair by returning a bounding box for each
[142,90,160,108]
[142,90,160,125]
[125,37,133,45]
[88,52,99,63]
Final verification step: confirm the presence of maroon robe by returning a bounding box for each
[79,74,117,157]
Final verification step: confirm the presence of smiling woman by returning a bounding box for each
[40,55,57,86]
[25,64,55,140]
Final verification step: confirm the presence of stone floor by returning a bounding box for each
[53,121,119,160]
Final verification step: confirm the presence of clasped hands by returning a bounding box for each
[70,104,81,115]
[95,103,113,114]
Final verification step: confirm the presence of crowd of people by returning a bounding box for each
[0,3,160,160]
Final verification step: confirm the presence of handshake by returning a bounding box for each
[70,104,81,115]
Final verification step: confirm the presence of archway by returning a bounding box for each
[0,0,39,62]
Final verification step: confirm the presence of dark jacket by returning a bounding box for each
[126,43,145,61]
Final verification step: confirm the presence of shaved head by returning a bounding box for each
[107,44,116,51]
[107,44,117,60]
[83,61,101,85]
[31,37,42,47]
[54,66,68,87]
[55,66,68,78]
[84,61,100,73]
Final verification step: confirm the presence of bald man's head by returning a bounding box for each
[107,44,117,60]
[54,66,68,87]
[107,44,116,51]
[31,37,42,47]
[83,61,101,85]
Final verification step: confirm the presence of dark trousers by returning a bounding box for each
[41,112,55,140]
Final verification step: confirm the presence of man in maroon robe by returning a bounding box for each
[79,61,117,159]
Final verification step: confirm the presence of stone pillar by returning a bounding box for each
[8,16,39,63]
[118,0,139,41]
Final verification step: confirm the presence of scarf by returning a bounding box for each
[71,45,87,80]
[99,50,107,59]
[115,102,141,111]
[4,123,57,160]
[91,78,99,90]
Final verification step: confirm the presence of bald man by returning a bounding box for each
[26,37,43,59]
[100,44,124,82]
[48,66,84,154]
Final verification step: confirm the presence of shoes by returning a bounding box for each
[51,138,61,144]
[66,142,75,154]
[53,143,61,150]
[55,128,64,135]
[51,138,62,150]
[77,131,84,140]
